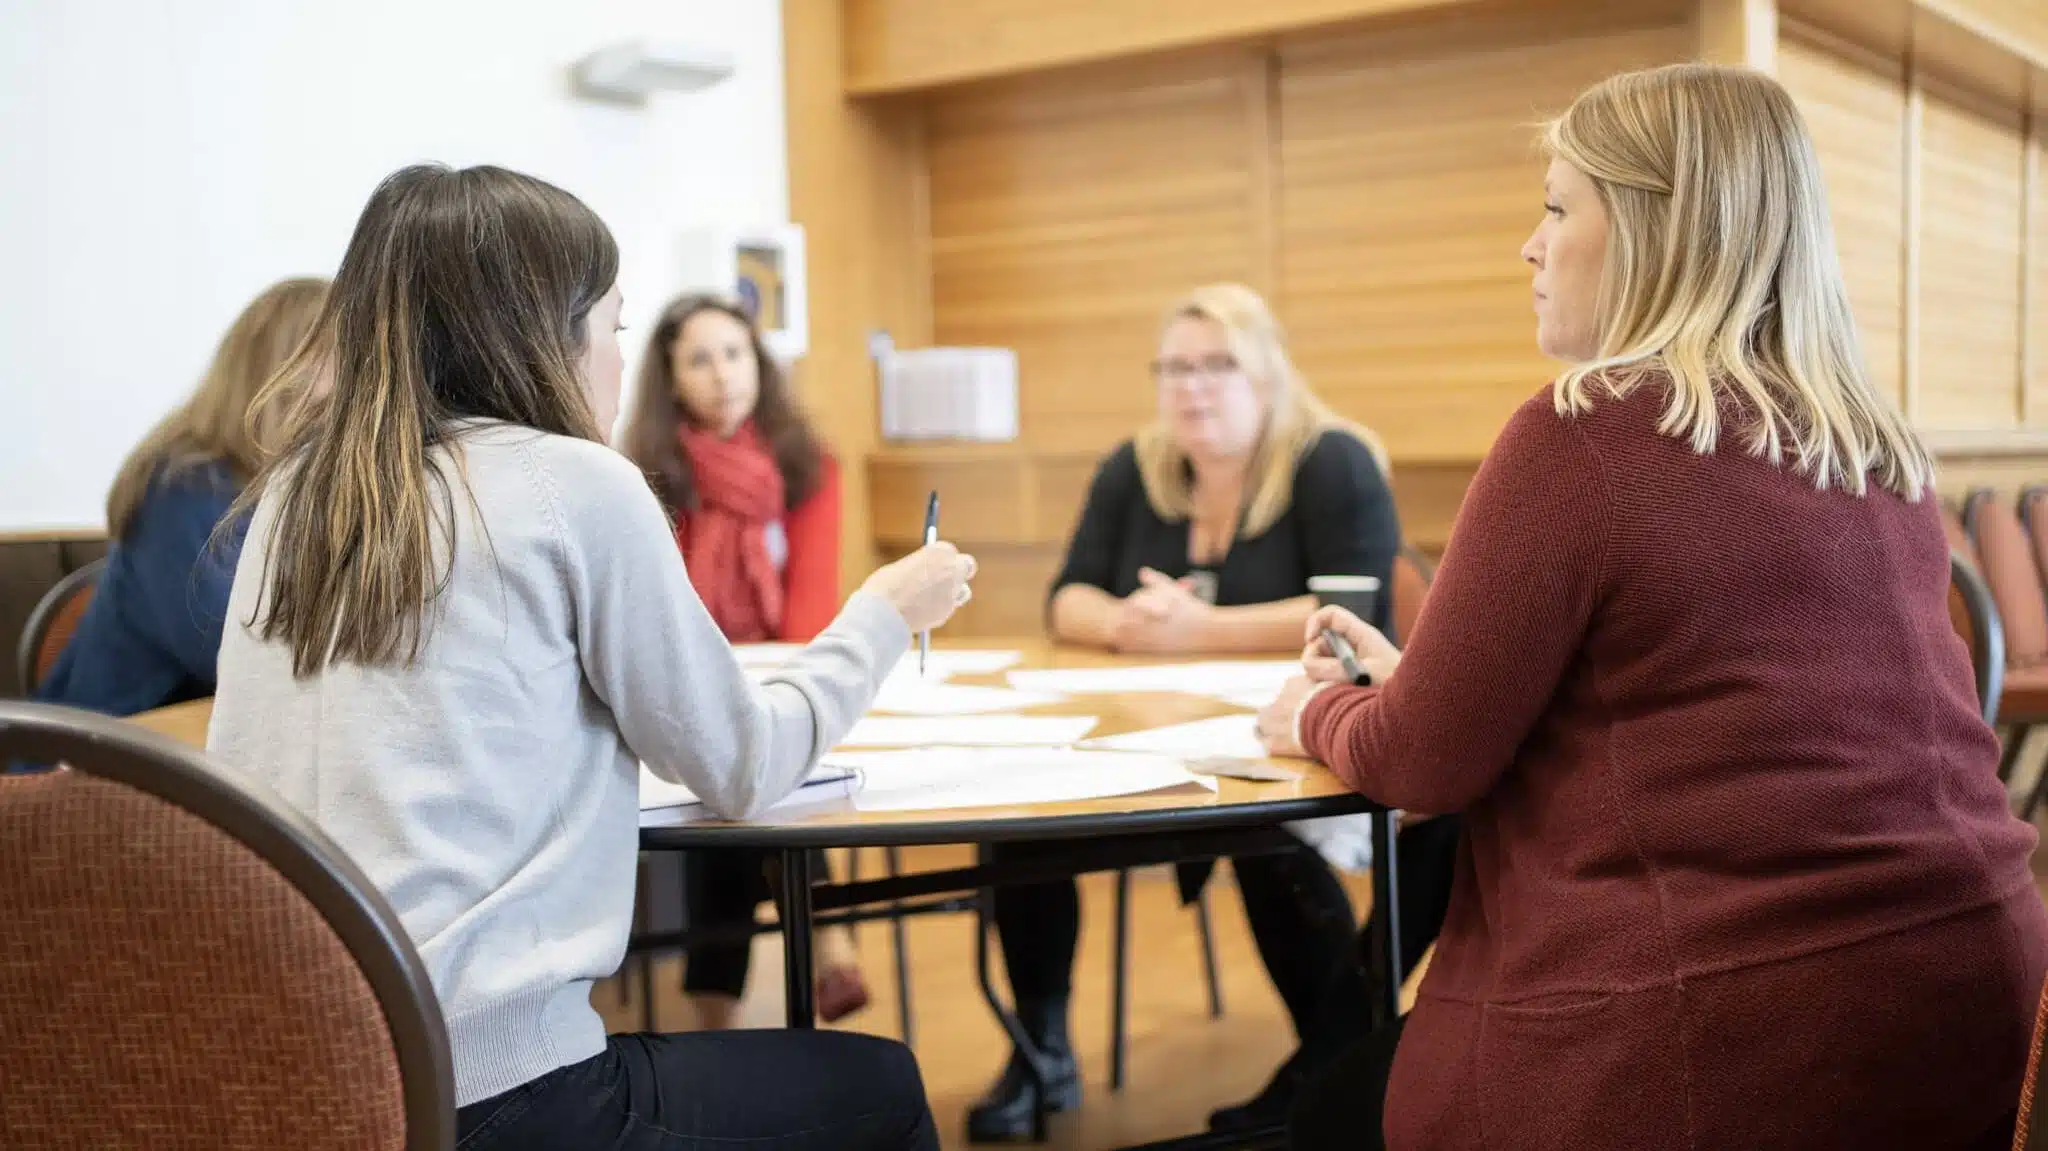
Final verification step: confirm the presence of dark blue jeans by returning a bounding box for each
[455,1031,940,1150]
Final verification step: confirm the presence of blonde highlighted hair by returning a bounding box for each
[105,277,328,539]
[1543,62,1932,499]
[1134,283,1388,537]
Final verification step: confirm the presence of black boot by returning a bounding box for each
[1207,1046,1304,1133]
[965,997,1082,1143]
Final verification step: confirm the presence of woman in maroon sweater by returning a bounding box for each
[1260,63,2048,1150]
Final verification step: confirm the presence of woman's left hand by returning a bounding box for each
[1257,675,1329,758]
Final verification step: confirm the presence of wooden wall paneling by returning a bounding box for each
[924,49,1266,454]
[843,0,1478,95]
[2028,94,2046,424]
[1778,24,1910,405]
[1698,0,1781,69]
[785,0,931,587]
[866,446,1100,637]
[1275,1,1695,464]
[1921,0,2048,69]
[1912,71,2028,431]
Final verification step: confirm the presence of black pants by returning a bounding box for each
[990,840,1357,1040]
[681,848,831,996]
[1288,814,1465,1151]
[455,1031,939,1150]
[1301,814,1463,1061]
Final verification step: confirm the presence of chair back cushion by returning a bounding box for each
[1391,549,1435,648]
[1944,500,1980,567]
[0,768,409,1149]
[2018,976,2048,1149]
[1969,496,2048,667]
[33,580,95,686]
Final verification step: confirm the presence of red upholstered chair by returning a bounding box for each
[1949,553,2006,727]
[2018,978,2048,1149]
[1945,497,1982,568]
[1391,545,1437,648]
[15,556,103,694]
[0,703,455,1150]
[1962,491,2048,810]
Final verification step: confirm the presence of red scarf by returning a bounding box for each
[677,421,785,641]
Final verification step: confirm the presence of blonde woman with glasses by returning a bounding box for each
[1261,64,2048,1150]
[965,283,1431,1142]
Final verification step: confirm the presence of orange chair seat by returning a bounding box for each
[2003,664,2048,722]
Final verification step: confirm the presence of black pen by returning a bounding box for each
[1322,629,1369,686]
[921,491,939,674]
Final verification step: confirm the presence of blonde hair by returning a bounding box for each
[1543,62,1932,500]
[1134,283,1389,537]
[105,277,329,539]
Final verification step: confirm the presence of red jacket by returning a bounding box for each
[1303,380,2047,1150]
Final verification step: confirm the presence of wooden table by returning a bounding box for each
[130,641,1400,1151]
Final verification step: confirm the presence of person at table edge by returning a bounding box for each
[966,282,1415,1141]
[1263,63,2048,1151]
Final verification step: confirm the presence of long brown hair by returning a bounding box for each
[618,294,824,514]
[238,164,617,676]
[105,277,328,539]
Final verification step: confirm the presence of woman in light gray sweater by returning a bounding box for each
[207,164,972,1150]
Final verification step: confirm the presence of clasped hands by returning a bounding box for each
[1255,604,1402,758]
[1107,567,1214,653]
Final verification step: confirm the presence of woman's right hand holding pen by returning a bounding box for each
[862,541,977,634]
[1302,605,1401,686]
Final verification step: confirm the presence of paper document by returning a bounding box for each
[821,747,1217,812]
[1216,691,1279,710]
[1007,661,1299,700]
[841,715,1099,748]
[733,645,1022,681]
[1085,714,1267,760]
[637,762,857,812]
[869,680,1065,716]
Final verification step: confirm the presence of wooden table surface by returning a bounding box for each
[126,639,1371,840]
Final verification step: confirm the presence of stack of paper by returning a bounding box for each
[821,746,1216,812]
[1083,714,1266,759]
[840,715,1099,747]
[1007,661,1299,702]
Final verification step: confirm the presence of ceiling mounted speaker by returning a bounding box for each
[572,40,736,106]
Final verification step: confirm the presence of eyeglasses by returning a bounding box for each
[1149,355,1243,385]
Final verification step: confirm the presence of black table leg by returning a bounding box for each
[779,847,817,1029]
[1369,809,1404,1026]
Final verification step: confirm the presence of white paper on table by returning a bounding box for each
[734,644,1021,679]
[821,747,1216,812]
[1216,691,1279,710]
[636,762,856,812]
[1006,660,1299,700]
[840,715,1099,748]
[868,680,1066,716]
[1083,714,1266,760]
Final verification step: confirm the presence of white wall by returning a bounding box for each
[0,0,788,528]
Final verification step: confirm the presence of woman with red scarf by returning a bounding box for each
[620,293,860,1026]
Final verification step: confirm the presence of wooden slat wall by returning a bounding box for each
[925,51,1265,451]
[844,0,1471,94]
[1779,27,1909,404]
[1278,3,1693,462]
[2029,107,2047,423]
[1914,78,2027,430]
[1780,4,2048,495]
